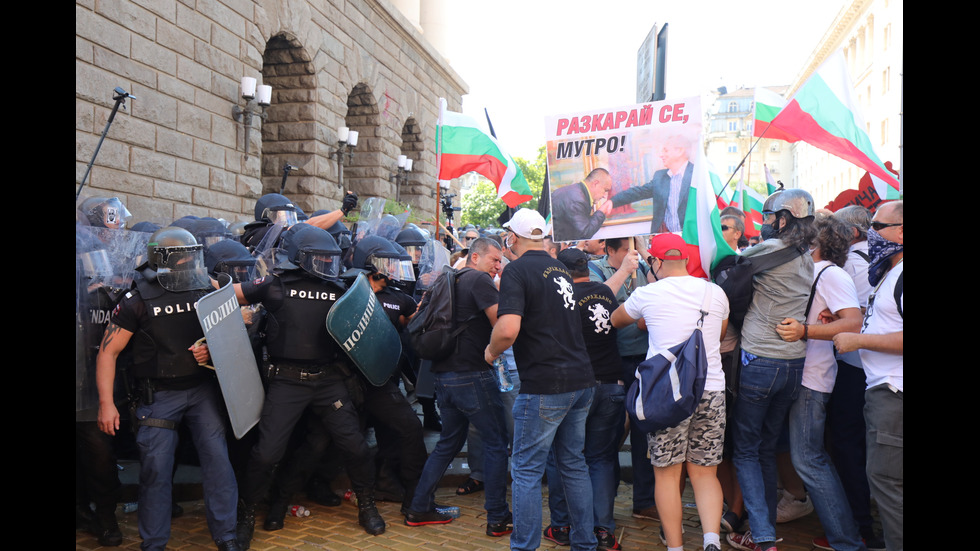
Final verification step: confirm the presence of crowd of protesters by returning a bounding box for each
[76,189,902,551]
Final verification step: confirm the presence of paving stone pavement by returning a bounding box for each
[76,479,853,550]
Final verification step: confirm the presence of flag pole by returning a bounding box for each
[435,98,445,244]
[724,123,772,189]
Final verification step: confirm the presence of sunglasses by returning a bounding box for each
[720,224,732,231]
[871,221,902,231]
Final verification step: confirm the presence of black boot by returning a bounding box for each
[236,500,255,550]
[356,492,386,536]
[263,501,287,531]
[90,512,123,547]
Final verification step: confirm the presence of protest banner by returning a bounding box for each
[545,96,703,242]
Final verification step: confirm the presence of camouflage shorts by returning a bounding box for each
[647,391,726,468]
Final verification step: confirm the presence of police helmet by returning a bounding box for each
[130,221,162,234]
[254,193,299,227]
[146,227,211,291]
[395,225,427,266]
[376,214,403,241]
[278,223,342,280]
[350,235,415,283]
[763,189,815,220]
[190,218,233,249]
[204,239,255,283]
[79,196,132,229]
[326,220,353,252]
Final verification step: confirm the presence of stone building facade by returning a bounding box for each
[76,0,468,225]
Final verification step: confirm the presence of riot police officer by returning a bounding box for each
[231,223,385,547]
[96,227,240,551]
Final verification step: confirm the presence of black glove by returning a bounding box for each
[341,192,358,215]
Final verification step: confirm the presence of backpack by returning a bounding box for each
[407,266,476,361]
[711,245,804,330]
[626,284,713,434]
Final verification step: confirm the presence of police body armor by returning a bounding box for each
[130,278,209,380]
[265,271,343,362]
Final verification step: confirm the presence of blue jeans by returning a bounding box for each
[135,380,237,550]
[790,387,866,551]
[731,354,803,544]
[511,387,596,551]
[410,369,510,523]
[467,361,520,481]
[621,354,656,509]
[547,382,625,533]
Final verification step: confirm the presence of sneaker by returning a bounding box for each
[705,545,722,551]
[404,509,453,526]
[720,510,743,533]
[595,527,621,550]
[486,513,513,537]
[813,536,886,551]
[775,493,813,523]
[543,525,571,546]
[631,505,660,520]
[727,530,778,551]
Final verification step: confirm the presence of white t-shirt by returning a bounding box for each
[802,260,859,393]
[860,260,903,391]
[623,276,730,392]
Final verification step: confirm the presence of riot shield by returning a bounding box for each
[415,240,451,292]
[196,273,264,439]
[76,225,150,412]
[248,221,287,280]
[326,273,402,386]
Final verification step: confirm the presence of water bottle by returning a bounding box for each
[494,356,513,392]
[122,502,138,514]
[435,505,461,518]
[289,505,311,517]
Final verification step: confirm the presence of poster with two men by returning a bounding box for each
[546,96,702,242]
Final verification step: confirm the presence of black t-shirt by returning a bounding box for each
[497,250,594,395]
[432,268,498,373]
[573,281,622,382]
[376,286,417,328]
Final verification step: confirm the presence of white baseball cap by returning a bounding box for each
[503,208,550,239]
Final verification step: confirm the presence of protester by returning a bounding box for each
[612,233,730,551]
[833,200,903,551]
[485,209,597,551]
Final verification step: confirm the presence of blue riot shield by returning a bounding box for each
[326,273,402,386]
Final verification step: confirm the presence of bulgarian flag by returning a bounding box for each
[732,178,765,237]
[753,87,797,143]
[436,98,533,208]
[682,148,737,279]
[763,164,780,195]
[764,52,901,196]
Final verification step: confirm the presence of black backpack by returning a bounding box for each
[407,266,477,361]
[711,245,805,330]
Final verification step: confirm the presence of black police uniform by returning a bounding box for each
[238,272,377,516]
[113,278,238,550]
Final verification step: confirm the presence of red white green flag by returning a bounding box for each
[764,52,901,195]
[753,87,796,142]
[436,99,533,208]
[732,177,765,237]
[682,149,737,279]
[764,164,780,195]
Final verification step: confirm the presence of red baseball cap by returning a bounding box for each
[647,233,689,260]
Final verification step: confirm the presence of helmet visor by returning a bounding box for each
[215,260,255,283]
[297,249,341,280]
[267,207,299,227]
[155,246,211,291]
[369,255,416,282]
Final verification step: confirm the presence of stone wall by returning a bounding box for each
[76,0,467,225]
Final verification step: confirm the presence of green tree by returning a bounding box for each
[461,146,547,228]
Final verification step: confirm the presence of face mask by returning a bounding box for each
[760,223,778,241]
[866,227,903,286]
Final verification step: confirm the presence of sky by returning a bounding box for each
[445,0,846,160]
